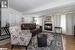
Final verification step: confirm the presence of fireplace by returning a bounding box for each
[44,23,52,31]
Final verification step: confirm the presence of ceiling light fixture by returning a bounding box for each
[1,0,8,8]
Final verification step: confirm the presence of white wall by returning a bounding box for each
[23,15,43,26]
[23,13,75,35]
[66,13,75,35]
[1,8,23,27]
[2,7,75,35]
[60,15,66,33]
[53,14,67,33]
[66,14,72,35]
[53,15,61,27]
[1,8,43,27]
[48,14,73,35]
[53,14,75,35]
[42,15,61,31]
[34,17,43,26]
[23,16,33,23]
[72,13,75,35]
[53,13,75,35]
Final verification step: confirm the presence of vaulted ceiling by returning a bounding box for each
[9,0,75,15]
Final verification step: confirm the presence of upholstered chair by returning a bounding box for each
[9,26,32,50]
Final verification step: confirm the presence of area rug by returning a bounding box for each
[27,32,63,50]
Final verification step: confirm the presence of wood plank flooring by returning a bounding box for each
[63,35,75,50]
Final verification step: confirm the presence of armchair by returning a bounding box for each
[9,26,32,50]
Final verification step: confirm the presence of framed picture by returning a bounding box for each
[46,16,52,21]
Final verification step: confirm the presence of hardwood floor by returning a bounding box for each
[63,35,75,50]
[0,35,75,50]
[0,43,26,50]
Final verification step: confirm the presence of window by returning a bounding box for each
[60,15,66,33]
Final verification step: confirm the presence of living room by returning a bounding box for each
[0,0,75,50]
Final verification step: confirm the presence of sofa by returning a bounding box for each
[21,23,42,36]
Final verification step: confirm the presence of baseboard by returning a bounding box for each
[62,33,74,36]
[0,38,10,45]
